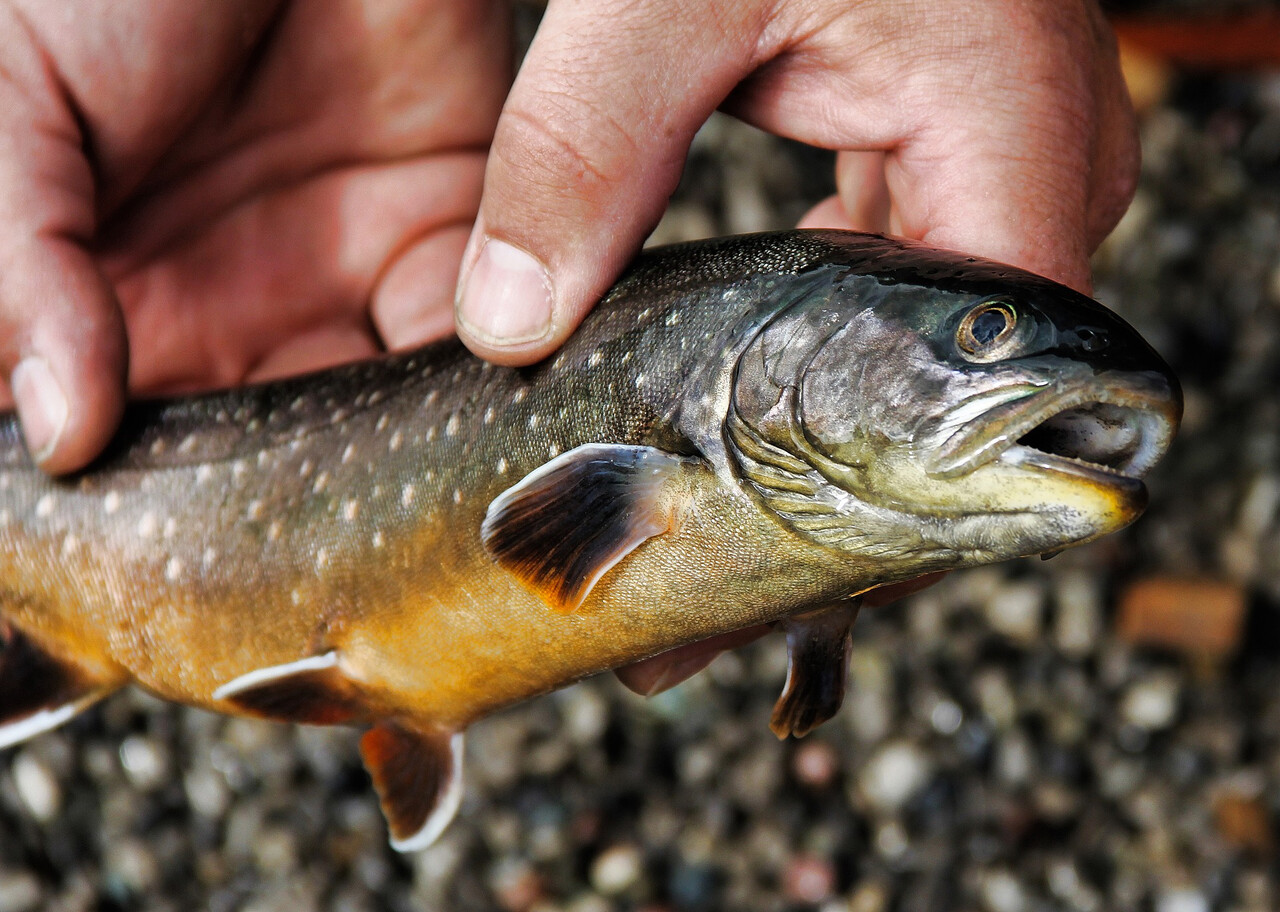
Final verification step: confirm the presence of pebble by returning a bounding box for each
[858,741,933,812]
[1120,671,1182,731]
[1155,888,1210,912]
[0,872,41,912]
[119,735,170,791]
[980,869,1028,912]
[589,844,644,896]
[782,855,837,904]
[1115,577,1247,658]
[983,581,1045,646]
[792,740,841,789]
[11,751,60,822]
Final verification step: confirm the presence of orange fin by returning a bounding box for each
[361,722,464,851]
[213,652,364,725]
[481,444,689,612]
[0,621,117,749]
[770,600,862,740]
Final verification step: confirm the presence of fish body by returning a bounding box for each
[0,230,1180,849]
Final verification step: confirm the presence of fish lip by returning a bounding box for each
[922,369,1182,484]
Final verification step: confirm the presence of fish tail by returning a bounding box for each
[0,618,122,749]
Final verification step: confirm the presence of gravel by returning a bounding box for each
[5,4,1280,911]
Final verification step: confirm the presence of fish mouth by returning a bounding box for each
[924,371,1182,487]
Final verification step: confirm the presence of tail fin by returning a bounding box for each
[0,620,119,749]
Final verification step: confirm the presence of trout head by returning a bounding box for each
[725,249,1182,578]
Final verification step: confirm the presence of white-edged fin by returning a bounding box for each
[0,621,120,749]
[213,651,365,726]
[481,444,692,612]
[0,690,110,750]
[391,733,465,852]
[213,652,340,701]
[770,600,862,739]
[360,722,464,851]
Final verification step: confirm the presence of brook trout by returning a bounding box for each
[0,231,1180,850]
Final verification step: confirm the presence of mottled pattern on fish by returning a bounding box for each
[0,231,1181,849]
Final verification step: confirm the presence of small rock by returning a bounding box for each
[12,751,60,822]
[1120,671,1182,731]
[1155,888,1209,912]
[859,740,932,813]
[980,869,1028,912]
[1116,577,1246,659]
[0,871,42,912]
[1054,570,1103,658]
[490,856,545,912]
[793,740,840,789]
[105,837,160,895]
[984,581,1045,646]
[782,855,836,904]
[119,736,170,791]
[589,844,644,896]
[1213,787,1273,853]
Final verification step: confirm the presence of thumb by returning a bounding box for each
[0,74,127,473]
[454,0,766,365]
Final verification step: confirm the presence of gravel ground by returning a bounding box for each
[4,8,1280,912]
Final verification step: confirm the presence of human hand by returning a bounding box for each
[455,0,1138,365]
[0,0,509,472]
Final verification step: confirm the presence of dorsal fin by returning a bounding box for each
[481,444,692,612]
[0,621,119,749]
[361,723,464,851]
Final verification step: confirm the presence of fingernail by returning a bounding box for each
[456,238,554,346]
[11,356,68,463]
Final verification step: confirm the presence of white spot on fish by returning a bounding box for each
[165,557,183,582]
[246,500,265,521]
[137,512,158,538]
[512,388,527,405]
[342,500,359,522]
[372,531,385,549]
[528,414,540,430]
[291,588,303,605]
[423,470,435,483]
[635,372,645,388]
[384,428,403,453]
[483,407,495,425]
[453,489,463,505]
[445,414,460,437]
[315,548,330,570]
[638,307,652,321]
[61,535,78,557]
[401,484,415,509]
[232,460,248,480]
[552,353,567,371]
[496,457,508,475]
[299,459,314,479]
[331,408,347,424]
[375,414,390,432]
[267,520,284,542]
[621,351,633,365]
[150,438,167,456]
[0,510,9,526]
[246,419,262,433]
[178,434,197,454]
[548,443,561,458]
[424,390,439,407]
[313,472,329,494]
[257,451,272,469]
[195,465,213,486]
[163,518,177,539]
[103,491,122,514]
[425,426,437,442]
[342,443,357,464]
[203,547,217,568]
[368,390,384,406]
[35,494,54,518]
[588,350,603,368]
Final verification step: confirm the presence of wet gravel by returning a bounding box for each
[5,8,1280,912]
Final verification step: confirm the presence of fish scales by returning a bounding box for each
[0,230,1181,849]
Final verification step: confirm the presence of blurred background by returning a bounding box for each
[4,1,1280,910]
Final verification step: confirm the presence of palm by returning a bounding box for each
[32,0,510,394]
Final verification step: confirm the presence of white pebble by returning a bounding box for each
[589,843,644,895]
[858,740,932,812]
[12,751,60,822]
[1120,671,1181,731]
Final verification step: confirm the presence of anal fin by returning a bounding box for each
[0,621,118,749]
[770,600,862,739]
[213,652,365,725]
[361,722,464,852]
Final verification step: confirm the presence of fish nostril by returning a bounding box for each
[1077,328,1108,353]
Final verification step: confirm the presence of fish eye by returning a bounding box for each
[957,298,1021,361]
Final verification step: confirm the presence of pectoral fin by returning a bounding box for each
[482,443,692,612]
[770,600,862,739]
[213,652,365,725]
[0,620,120,749]
[361,722,464,852]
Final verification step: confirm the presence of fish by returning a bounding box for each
[0,230,1181,850]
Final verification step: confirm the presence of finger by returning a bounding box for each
[0,44,128,473]
[455,0,767,364]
